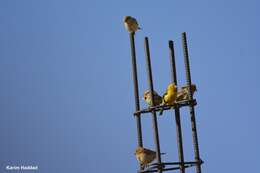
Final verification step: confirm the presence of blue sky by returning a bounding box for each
[0,0,260,173]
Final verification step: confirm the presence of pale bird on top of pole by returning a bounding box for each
[124,16,141,33]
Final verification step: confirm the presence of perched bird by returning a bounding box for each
[124,16,141,33]
[176,84,197,102]
[135,147,165,168]
[159,83,178,115]
[143,90,162,106]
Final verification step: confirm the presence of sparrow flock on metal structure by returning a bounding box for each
[124,16,204,173]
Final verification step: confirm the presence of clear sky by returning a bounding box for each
[0,0,260,173]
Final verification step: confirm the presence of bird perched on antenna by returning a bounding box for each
[143,90,162,106]
[176,84,197,102]
[159,83,178,115]
[124,16,141,33]
[135,147,165,169]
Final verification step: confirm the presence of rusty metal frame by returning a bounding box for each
[128,32,203,173]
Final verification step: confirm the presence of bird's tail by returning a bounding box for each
[159,109,164,116]
[159,101,165,116]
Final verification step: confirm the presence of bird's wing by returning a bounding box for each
[132,17,139,25]
[162,92,167,104]
[143,148,156,155]
[177,89,186,96]
[181,85,197,92]
[155,94,162,100]
[131,17,142,29]
[180,86,187,90]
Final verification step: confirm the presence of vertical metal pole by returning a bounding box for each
[144,37,162,173]
[129,33,143,148]
[168,40,185,173]
[181,32,202,173]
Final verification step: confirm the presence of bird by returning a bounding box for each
[176,84,197,102]
[135,147,165,168]
[123,16,141,33]
[143,90,162,106]
[159,83,178,115]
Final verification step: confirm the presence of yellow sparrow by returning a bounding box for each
[159,83,178,115]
